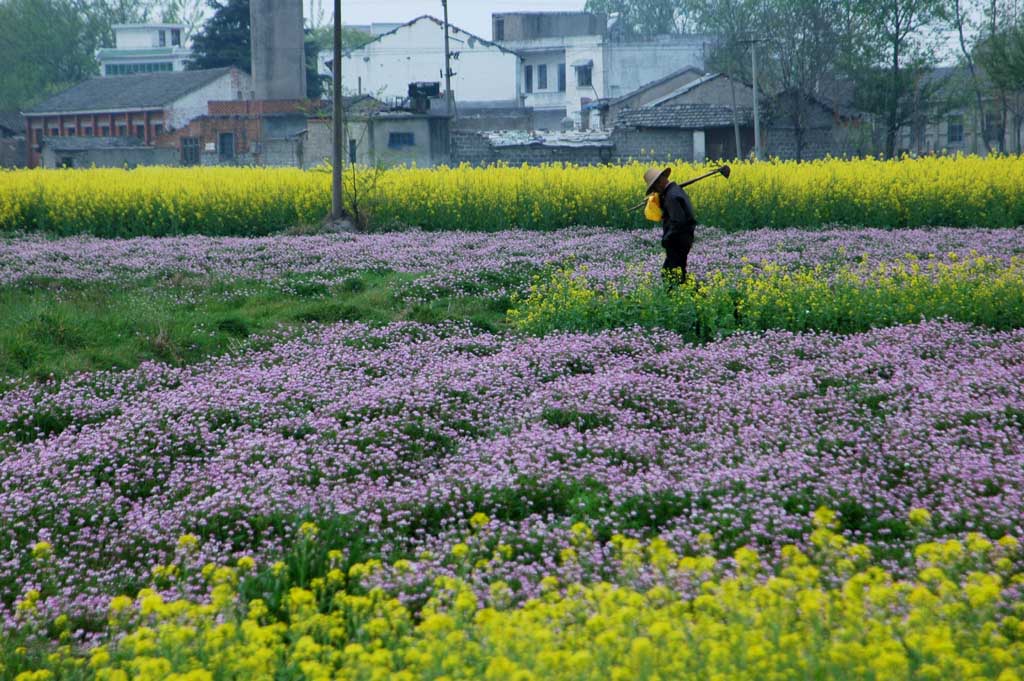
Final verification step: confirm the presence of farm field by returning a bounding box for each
[3,219,1024,674]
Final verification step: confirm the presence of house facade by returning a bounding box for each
[22,68,252,167]
[97,24,192,76]
[493,11,712,129]
[331,16,523,107]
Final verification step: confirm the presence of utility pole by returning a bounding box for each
[441,0,455,115]
[751,40,761,160]
[331,0,346,221]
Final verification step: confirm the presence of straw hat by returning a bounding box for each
[644,167,671,195]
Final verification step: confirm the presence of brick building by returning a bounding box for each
[22,67,252,167]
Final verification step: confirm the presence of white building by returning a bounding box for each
[325,16,523,108]
[494,12,712,129]
[97,24,193,77]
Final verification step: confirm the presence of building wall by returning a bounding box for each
[604,68,703,123]
[495,12,606,41]
[339,18,521,104]
[251,0,306,100]
[656,76,750,108]
[41,145,177,169]
[306,116,448,168]
[602,37,709,101]
[114,25,183,49]
[764,102,872,160]
[165,70,253,129]
[610,126,695,163]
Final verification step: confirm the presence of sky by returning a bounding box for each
[310,0,587,38]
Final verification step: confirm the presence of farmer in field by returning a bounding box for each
[643,167,698,283]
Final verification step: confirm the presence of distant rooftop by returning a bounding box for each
[482,129,612,148]
[25,68,237,115]
[617,103,752,129]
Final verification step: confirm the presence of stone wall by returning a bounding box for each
[611,127,694,163]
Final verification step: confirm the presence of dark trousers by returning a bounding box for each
[662,231,694,283]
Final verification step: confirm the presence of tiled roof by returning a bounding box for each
[645,72,724,107]
[616,103,752,129]
[26,68,236,114]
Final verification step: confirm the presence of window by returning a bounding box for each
[101,126,110,136]
[349,139,357,164]
[494,18,504,41]
[60,157,74,168]
[576,65,592,88]
[117,124,127,137]
[558,63,566,92]
[50,128,59,136]
[219,132,235,159]
[159,30,166,47]
[135,124,146,139]
[538,64,548,90]
[388,132,415,148]
[153,123,164,136]
[83,127,93,136]
[66,127,76,136]
[181,137,200,166]
[525,65,533,94]
[171,29,181,46]
[947,115,963,144]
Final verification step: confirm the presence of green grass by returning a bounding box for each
[0,272,510,383]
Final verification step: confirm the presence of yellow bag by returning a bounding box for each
[643,193,663,222]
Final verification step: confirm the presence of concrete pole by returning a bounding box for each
[331,0,345,220]
[442,0,454,115]
[751,40,761,160]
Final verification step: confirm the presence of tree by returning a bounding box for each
[188,0,251,71]
[975,18,1024,151]
[853,0,946,157]
[760,0,858,159]
[0,0,101,108]
[159,0,208,43]
[584,0,693,35]
[189,0,326,98]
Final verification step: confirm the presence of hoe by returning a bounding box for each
[628,164,731,213]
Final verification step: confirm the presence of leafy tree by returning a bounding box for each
[158,0,208,42]
[584,0,693,35]
[852,0,946,157]
[975,19,1024,151]
[0,0,100,108]
[188,0,251,71]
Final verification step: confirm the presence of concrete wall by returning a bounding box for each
[610,126,694,163]
[605,68,703,122]
[602,37,709,101]
[41,146,177,168]
[339,18,521,104]
[165,70,253,129]
[250,0,306,100]
[306,116,449,168]
[495,12,606,41]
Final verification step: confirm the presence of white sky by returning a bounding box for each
[312,0,587,38]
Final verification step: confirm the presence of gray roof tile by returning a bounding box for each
[616,103,752,129]
[26,68,236,114]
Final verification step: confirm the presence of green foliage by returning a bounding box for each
[0,272,508,383]
[508,256,1024,338]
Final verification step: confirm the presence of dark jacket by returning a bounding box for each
[659,182,697,248]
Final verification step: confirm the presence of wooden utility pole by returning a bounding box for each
[331,0,345,220]
[442,0,454,114]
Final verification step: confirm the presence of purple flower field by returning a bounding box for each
[3,227,1023,298]
[2,318,1022,627]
